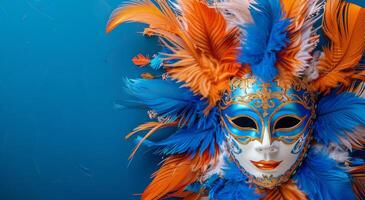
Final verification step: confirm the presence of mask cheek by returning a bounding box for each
[230,132,309,179]
[272,131,311,177]
[231,140,267,177]
[273,141,301,175]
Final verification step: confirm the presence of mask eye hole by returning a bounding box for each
[274,116,301,130]
[230,116,257,130]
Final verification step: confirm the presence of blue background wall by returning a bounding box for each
[0,0,161,199]
[0,0,364,200]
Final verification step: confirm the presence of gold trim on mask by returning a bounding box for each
[273,115,305,132]
[223,75,317,189]
[223,76,317,113]
[222,103,266,144]
[226,114,259,132]
[221,116,257,145]
[267,100,316,144]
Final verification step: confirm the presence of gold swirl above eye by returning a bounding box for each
[224,76,317,117]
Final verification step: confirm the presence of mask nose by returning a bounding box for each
[255,144,279,153]
[255,127,279,154]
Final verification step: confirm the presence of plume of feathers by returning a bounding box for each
[277,0,324,86]
[150,122,224,156]
[141,152,213,200]
[206,159,260,200]
[124,78,224,157]
[313,91,365,149]
[310,0,365,93]
[107,0,242,112]
[125,78,206,126]
[294,145,356,200]
[239,0,291,82]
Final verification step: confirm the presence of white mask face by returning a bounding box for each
[221,75,315,188]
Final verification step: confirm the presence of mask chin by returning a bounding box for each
[221,75,316,188]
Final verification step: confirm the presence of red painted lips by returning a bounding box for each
[251,160,282,170]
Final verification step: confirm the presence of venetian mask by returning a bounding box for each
[221,74,317,188]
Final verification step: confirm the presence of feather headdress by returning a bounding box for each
[107,0,365,199]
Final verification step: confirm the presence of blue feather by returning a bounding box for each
[142,107,224,156]
[207,159,260,200]
[185,182,202,193]
[125,78,225,156]
[239,0,290,82]
[313,91,365,146]
[125,78,208,127]
[360,53,365,65]
[132,125,224,156]
[150,54,164,70]
[294,145,356,200]
[351,150,365,166]
[154,125,224,156]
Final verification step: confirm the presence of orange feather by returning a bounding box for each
[140,72,155,79]
[106,0,241,114]
[164,1,241,113]
[106,0,179,34]
[141,152,214,200]
[310,0,365,93]
[125,121,177,159]
[277,0,322,87]
[132,54,150,67]
[349,165,365,200]
[258,180,308,200]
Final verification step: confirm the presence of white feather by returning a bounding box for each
[210,0,252,28]
[314,143,350,163]
[203,144,228,181]
[295,0,325,77]
[305,50,321,81]
[327,143,350,163]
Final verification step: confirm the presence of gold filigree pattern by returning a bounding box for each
[224,76,316,117]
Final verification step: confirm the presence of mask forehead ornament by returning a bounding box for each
[221,75,317,188]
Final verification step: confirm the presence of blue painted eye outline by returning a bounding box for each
[222,114,259,145]
[268,101,314,144]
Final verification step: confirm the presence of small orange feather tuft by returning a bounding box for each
[132,54,150,67]
[310,0,365,93]
[141,151,214,200]
[140,73,155,79]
